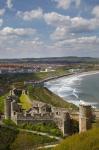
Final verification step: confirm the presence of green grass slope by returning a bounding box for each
[20,94,32,110]
[10,131,56,150]
[0,126,18,150]
[0,94,9,113]
[53,127,99,150]
[28,86,77,110]
[0,126,56,150]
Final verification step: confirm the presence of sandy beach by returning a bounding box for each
[59,70,99,81]
[45,70,99,108]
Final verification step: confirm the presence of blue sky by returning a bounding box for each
[0,0,99,58]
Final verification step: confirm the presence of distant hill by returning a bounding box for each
[0,56,99,64]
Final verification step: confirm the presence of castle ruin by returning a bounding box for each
[4,89,93,135]
[5,89,71,136]
[79,103,92,133]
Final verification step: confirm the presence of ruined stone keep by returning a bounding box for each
[5,89,71,136]
[79,104,92,133]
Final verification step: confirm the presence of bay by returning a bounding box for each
[45,72,99,108]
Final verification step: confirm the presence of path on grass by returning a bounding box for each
[37,143,58,149]
[0,123,62,149]
[0,123,62,141]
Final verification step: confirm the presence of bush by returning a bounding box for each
[3,119,17,128]
[19,122,63,137]
[0,126,18,150]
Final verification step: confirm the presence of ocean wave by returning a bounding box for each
[73,89,79,99]
[45,74,82,103]
[45,72,99,108]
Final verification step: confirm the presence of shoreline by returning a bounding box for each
[45,70,99,108]
[69,70,99,79]
[44,70,99,83]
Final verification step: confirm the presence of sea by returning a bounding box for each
[45,72,99,108]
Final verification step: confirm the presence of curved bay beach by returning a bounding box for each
[45,71,99,108]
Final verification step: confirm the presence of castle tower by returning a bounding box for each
[22,90,26,95]
[54,111,71,136]
[79,103,92,133]
[9,90,15,96]
[62,112,71,136]
[5,96,12,119]
[10,100,18,123]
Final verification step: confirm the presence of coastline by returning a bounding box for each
[69,70,99,79]
[44,70,99,83]
[45,70,99,108]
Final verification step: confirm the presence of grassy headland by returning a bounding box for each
[28,86,77,110]
[0,68,78,113]
[0,67,68,95]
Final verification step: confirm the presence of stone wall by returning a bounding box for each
[94,109,99,120]
[79,104,92,133]
[4,93,71,136]
[5,96,12,119]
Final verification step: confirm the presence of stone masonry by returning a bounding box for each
[5,89,71,136]
[4,89,93,135]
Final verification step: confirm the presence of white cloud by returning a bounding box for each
[54,0,81,9]
[17,8,43,21]
[0,9,5,16]
[0,27,45,58]
[16,9,99,34]
[17,10,92,33]
[44,11,99,41]
[92,6,99,18]
[50,26,71,40]
[44,12,89,29]
[0,30,99,58]
[0,27,36,36]
[71,17,90,32]
[56,0,71,9]
[20,38,44,49]
[44,12,70,26]
[6,0,13,9]
[71,17,89,28]
[53,36,99,54]
[44,12,86,29]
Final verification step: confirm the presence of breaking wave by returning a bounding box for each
[45,72,99,108]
